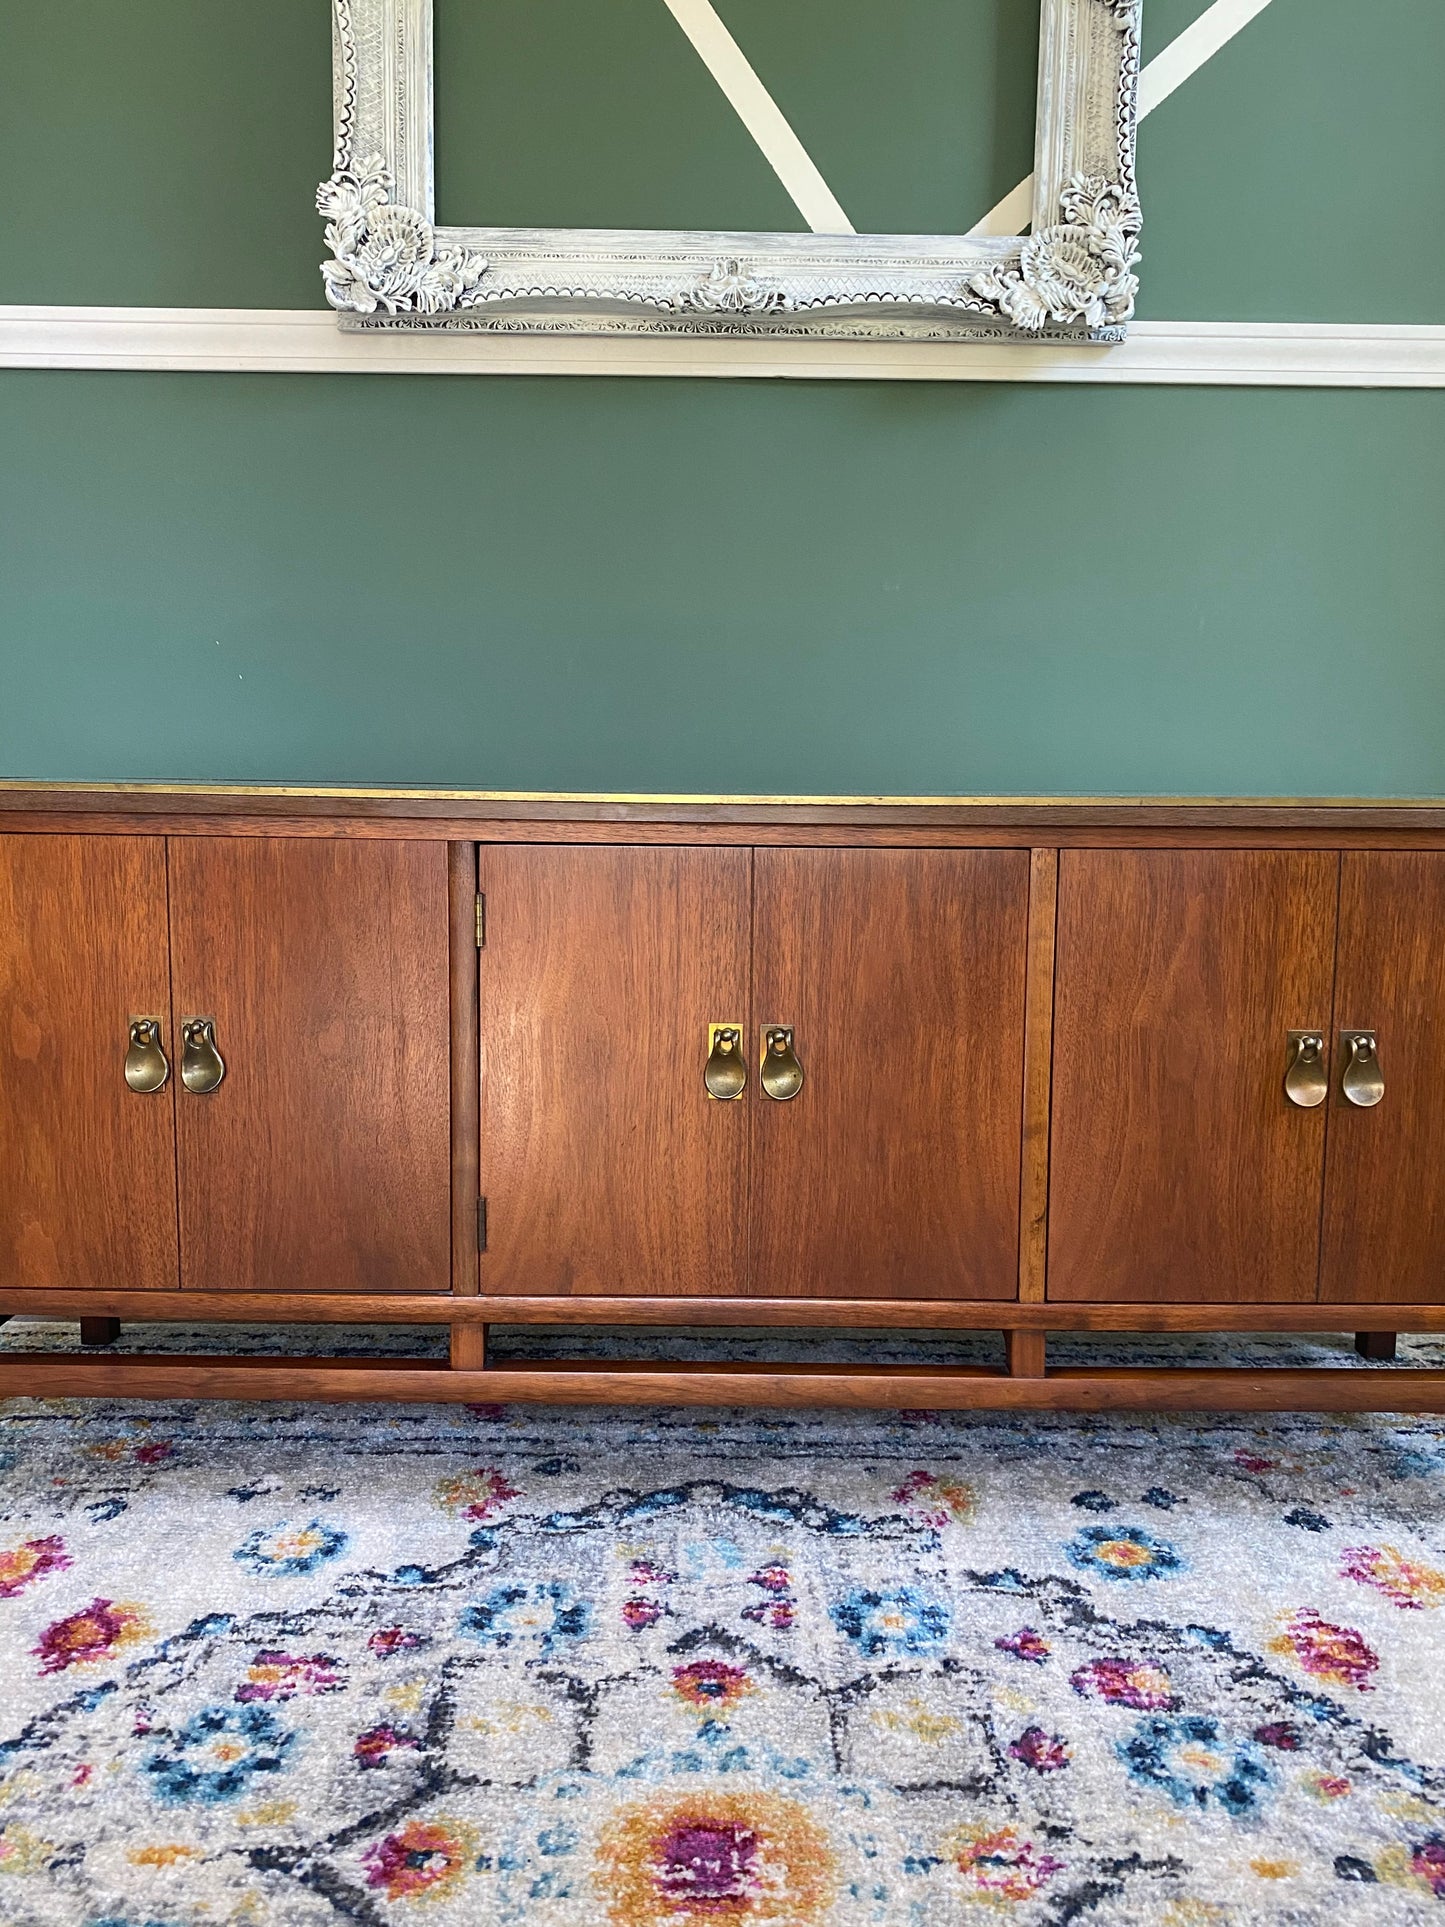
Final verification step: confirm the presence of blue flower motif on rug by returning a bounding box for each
[141,1704,296,1805]
[232,1519,347,1577]
[830,1584,950,1656]
[1066,1523,1184,1581]
[459,1580,591,1654]
[1119,1714,1274,1815]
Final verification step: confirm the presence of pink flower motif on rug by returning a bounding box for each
[997,1627,1051,1663]
[952,1825,1064,1900]
[671,1660,754,1714]
[742,1562,796,1631]
[1340,1544,1445,1610]
[1412,1841,1445,1898]
[367,1626,424,1658]
[1070,1657,1175,1709]
[236,1651,345,1703]
[434,1466,520,1521]
[890,1470,976,1526]
[354,1723,421,1768]
[1009,1727,1071,1773]
[33,1598,152,1675]
[362,1819,473,1900]
[1270,1610,1379,1690]
[0,1535,70,1599]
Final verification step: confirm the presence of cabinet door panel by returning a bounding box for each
[1048,851,1337,1303]
[0,835,178,1291]
[478,845,750,1298]
[750,849,1029,1300]
[169,839,451,1295]
[1321,854,1445,1304]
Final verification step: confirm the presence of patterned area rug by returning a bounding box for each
[2,1320,1444,1925]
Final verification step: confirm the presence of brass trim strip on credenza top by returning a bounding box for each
[3,781,1445,833]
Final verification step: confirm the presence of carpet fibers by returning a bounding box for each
[1,1321,1444,1925]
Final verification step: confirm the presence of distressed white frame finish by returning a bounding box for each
[320,0,1143,341]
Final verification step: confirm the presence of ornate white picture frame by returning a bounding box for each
[320,0,1142,341]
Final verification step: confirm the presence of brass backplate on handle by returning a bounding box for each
[124,1017,170,1094]
[1283,1029,1327,1109]
[1340,1029,1384,1108]
[180,1016,226,1094]
[760,1025,804,1101]
[704,1024,746,1101]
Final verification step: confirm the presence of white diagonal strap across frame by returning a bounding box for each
[969,0,1280,236]
[658,0,856,234]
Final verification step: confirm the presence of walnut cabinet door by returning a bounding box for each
[476,845,752,1298]
[168,838,453,1295]
[1320,855,1445,1305]
[476,844,1029,1301]
[0,835,180,1293]
[749,848,1031,1299]
[1047,850,1339,1303]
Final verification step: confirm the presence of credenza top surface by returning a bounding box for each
[2,781,1445,840]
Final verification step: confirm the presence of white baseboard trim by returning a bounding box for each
[2,307,1443,386]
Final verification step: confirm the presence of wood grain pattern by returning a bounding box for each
[1,1355,1441,1413]
[0,835,179,1293]
[9,1288,1445,1330]
[1007,1331,1048,1376]
[7,812,1445,855]
[450,1325,488,1368]
[448,843,480,1296]
[168,838,452,1294]
[1321,854,1445,1305]
[750,849,1030,1300]
[1048,850,1339,1303]
[6,783,1445,832]
[477,845,751,1297]
[1019,850,1058,1301]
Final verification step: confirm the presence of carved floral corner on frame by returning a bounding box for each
[319,0,1142,343]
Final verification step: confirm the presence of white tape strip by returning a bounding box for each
[658,0,855,234]
[968,0,1280,237]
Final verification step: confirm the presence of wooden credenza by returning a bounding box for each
[2,785,1444,1412]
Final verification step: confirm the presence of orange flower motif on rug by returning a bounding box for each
[597,1791,835,1923]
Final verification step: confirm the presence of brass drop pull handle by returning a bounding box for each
[180,1016,226,1094]
[760,1025,803,1101]
[1283,1030,1327,1109]
[704,1024,746,1101]
[1340,1029,1384,1108]
[124,1018,170,1094]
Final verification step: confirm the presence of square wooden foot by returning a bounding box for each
[80,1317,121,1347]
[1006,1330,1047,1377]
[1355,1331,1398,1362]
[450,1324,488,1370]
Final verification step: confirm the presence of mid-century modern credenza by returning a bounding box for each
[2,784,1444,1412]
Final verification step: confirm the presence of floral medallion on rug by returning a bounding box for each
[1,1322,1444,1925]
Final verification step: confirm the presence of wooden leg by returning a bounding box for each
[1355,1331,1398,1362]
[80,1317,122,1347]
[1006,1330,1047,1377]
[451,1324,487,1370]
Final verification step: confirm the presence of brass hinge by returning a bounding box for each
[476,1197,488,1251]
[475,893,486,947]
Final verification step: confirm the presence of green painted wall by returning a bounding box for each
[2,1,1442,792]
